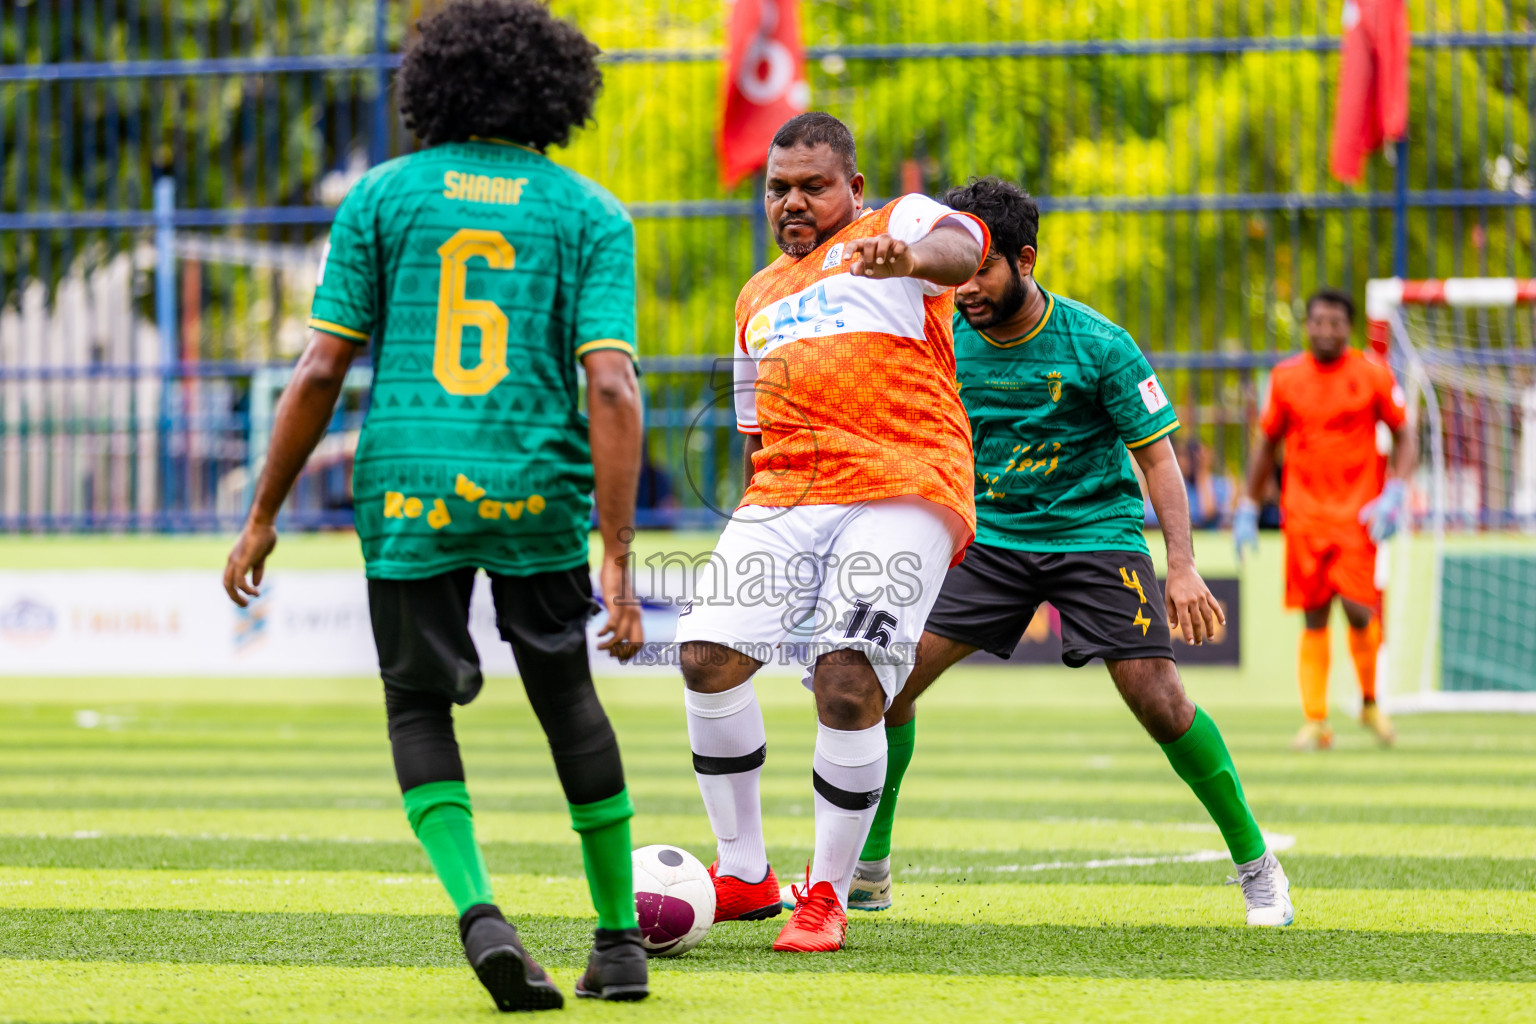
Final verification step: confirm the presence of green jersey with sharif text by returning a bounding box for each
[954,289,1179,554]
[309,139,637,580]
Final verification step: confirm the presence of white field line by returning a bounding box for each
[24,831,407,843]
[909,831,1297,876]
[13,827,1301,865]
[21,818,1256,845]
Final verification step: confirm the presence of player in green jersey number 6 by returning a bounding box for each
[223,1,648,1010]
[800,178,1294,927]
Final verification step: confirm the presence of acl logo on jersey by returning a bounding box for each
[745,282,844,354]
[743,273,924,358]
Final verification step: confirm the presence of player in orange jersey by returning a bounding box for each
[1236,287,1415,750]
[674,113,986,953]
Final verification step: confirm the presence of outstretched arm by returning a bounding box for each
[224,329,359,606]
[585,349,644,662]
[843,221,982,287]
[1132,437,1225,645]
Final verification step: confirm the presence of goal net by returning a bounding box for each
[1367,278,1536,712]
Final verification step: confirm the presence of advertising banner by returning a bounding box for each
[0,571,674,677]
[0,571,1241,676]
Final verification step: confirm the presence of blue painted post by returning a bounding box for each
[370,0,389,165]
[751,171,767,269]
[1393,138,1409,278]
[154,175,177,529]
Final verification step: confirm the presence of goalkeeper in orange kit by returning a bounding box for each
[1235,288,1416,750]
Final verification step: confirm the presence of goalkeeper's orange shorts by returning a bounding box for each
[1283,525,1381,612]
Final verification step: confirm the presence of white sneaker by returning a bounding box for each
[846,863,892,912]
[1230,849,1294,926]
[779,863,893,912]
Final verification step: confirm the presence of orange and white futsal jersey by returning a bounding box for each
[675,194,986,698]
[731,193,988,550]
[1260,348,1407,609]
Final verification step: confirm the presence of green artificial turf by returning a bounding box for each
[1,531,1533,1021]
[4,907,1534,983]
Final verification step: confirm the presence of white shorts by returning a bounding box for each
[672,495,968,706]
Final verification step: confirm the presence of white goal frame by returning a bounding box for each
[1366,277,1536,713]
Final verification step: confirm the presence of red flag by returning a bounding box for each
[718,0,810,188]
[1330,0,1410,184]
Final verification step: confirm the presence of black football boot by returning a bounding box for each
[573,927,649,1001]
[458,904,564,1012]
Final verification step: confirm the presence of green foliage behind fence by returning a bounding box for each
[2,0,1533,527]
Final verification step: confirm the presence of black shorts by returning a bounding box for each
[367,565,599,704]
[924,544,1175,667]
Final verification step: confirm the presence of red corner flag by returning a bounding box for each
[718,0,810,188]
[1330,0,1410,184]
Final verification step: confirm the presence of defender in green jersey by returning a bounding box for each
[847,178,1294,928]
[957,289,1179,554]
[224,1,648,1008]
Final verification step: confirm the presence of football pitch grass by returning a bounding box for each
[2,533,1533,1021]
[1,673,1533,1023]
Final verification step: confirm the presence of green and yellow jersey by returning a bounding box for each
[309,139,637,580]
[954,289,1179,554]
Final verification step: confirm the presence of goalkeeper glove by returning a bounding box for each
[1359,478,1407,543]
[1233,499,1260,562]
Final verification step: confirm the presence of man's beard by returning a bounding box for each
[959,271,1028,329]
[1310,340,1347,363]
[774,217,833,258]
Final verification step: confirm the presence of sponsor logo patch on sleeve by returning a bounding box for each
[1138,374,1170,414]
[821,243,845,270]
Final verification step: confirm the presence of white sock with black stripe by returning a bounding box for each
[685,682,768,882]
[808,721,888,909]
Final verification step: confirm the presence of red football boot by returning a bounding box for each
[772,878,847,952]
[708,861,783,922]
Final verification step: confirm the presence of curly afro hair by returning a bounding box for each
[941,177,1040,273]
[398,0,602,151]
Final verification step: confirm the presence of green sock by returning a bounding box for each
[1159,706,1267,864]
[402,780,494,916]
[570,788,638,931]
[858,716,916,863]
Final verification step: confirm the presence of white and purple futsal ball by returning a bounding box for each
[631,844,714,956]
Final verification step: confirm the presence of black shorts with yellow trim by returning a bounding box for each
[924,543,1175,667]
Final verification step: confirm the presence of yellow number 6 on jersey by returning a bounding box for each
[435,228,515,396]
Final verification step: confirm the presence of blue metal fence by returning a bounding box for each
[3,0,1534,531]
